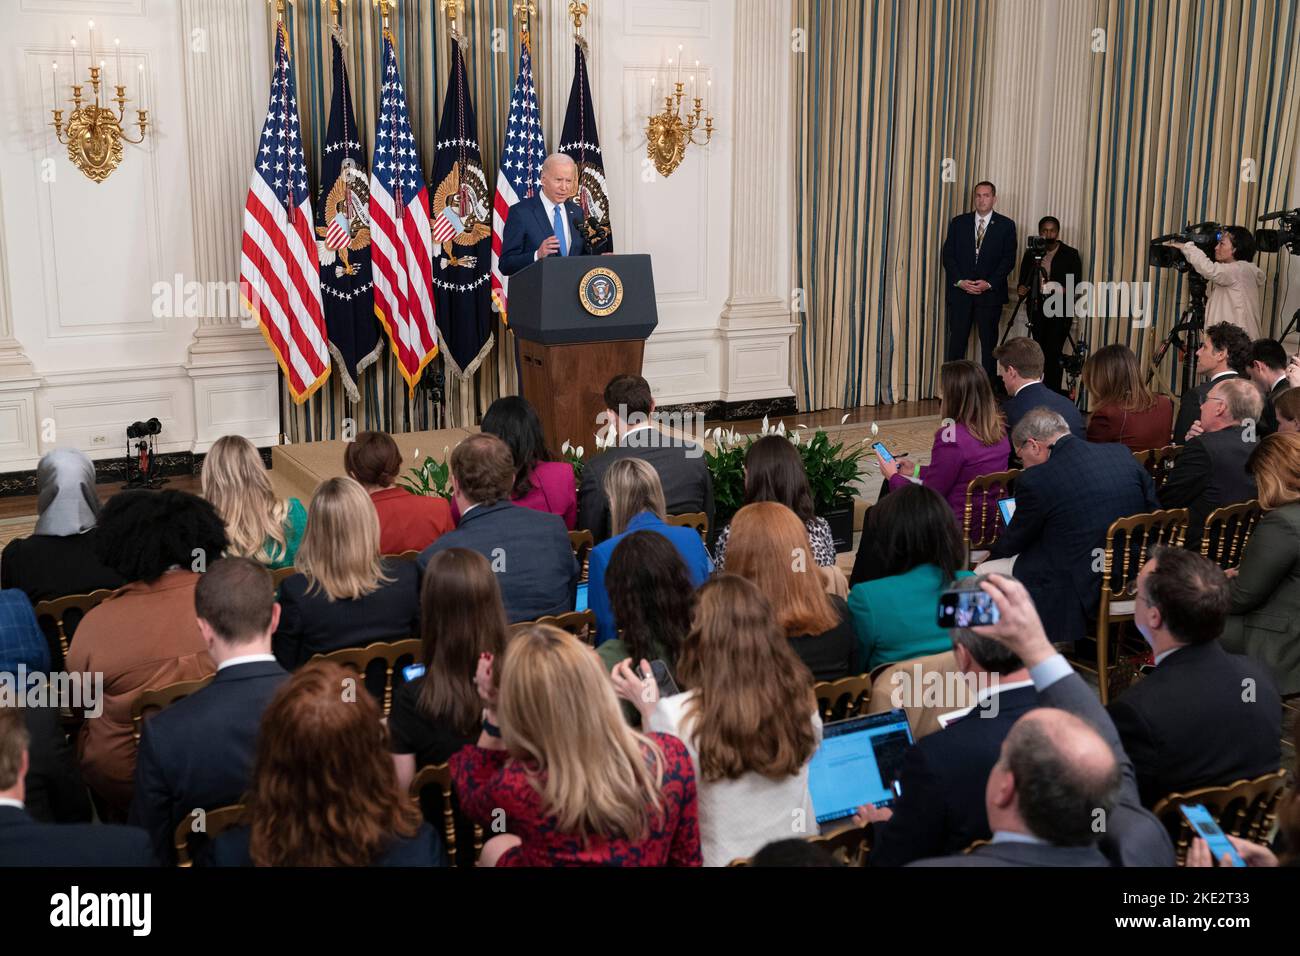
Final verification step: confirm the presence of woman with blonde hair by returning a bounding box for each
[1221,433,1300,696]
[726,502,857,680]
[613,574,820,866]
[272,477,419,669]
[450,624,701,866]
[586,458,712,646]
[209,661,444,866]
[202,435,306,569]
[874,360,1009,524]
[1081,344,1175,451]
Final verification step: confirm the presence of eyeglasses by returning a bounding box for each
[1201,396,1227,408]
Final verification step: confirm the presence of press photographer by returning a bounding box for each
[1158,224,1264,339]
[1016,216,1084,394]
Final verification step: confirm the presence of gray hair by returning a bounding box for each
[541,152,577,175]
[1010,407,1071,448]
[1210,376,1264,424]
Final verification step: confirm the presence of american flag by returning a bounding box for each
[490,35,547,320]
[239,22,330,404]
[369,31,437,394]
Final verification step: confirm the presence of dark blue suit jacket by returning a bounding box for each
[418,500,578,623]
[941,211,1017,305]
[129,659,288,863]
[499,196,588,276]
[869,684,1040,867]
[1004,381,1086,439]
[208,821,447,867]
[0,805,155,866]
[988,435,1158,644]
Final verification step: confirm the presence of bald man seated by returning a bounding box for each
[911,708,1120,867]
[499,153,589,276]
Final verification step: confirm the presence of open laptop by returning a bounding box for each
[808,708,914,830]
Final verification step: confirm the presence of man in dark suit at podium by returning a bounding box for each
[499,153,588,275]
[942,181,1017,379]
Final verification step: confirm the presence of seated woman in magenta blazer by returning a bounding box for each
[876,360,1011,525]
[451,397,577,529]
[345,432,454,555]
[1081,344,1175,452]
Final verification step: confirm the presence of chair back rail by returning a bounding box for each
[131,675,216,744]
[1151,771,1289,866]
[813,674,872,722]
[310,639,421,717]
[963,469,1021,553]
[410,763,483,867]
[33,589,116,668]
[512,609,598,645]
[1199,500,1261,571]
[173,803,245,867]
[665,512,709,543]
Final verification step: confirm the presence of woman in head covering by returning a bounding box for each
[1,448,126,604]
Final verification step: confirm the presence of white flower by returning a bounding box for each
[761,415,770,435]
[776,421,786,436]
[576,446,584,459]
[561,440,571,454]
[413,448,420,459]
[870,421,880,437]
[841,413,851,425]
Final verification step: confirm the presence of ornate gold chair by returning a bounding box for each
[131,675,216,744]
[32,589,115,667]
[1152,771,1290,866]
[410,763,483,868]
[173,804,245,867]
[1199,499,1262,571]
[963,469,1020,565]
[665,511,708,543]
[813,673,873,722]
[512,609,598,645]
[310,638,421,717]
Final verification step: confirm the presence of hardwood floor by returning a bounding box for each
[0,475,201,522]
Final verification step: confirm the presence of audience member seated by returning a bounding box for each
[613,575,819,866]
[0,705,154,866]
[344,430,453,554]
[273,477,419,669]
[1222,433,1300,696]
[474,396,577,529]
[0,448,125,604]
[848,485,974,670]
[751,838,840,867]
[941,575,1176,865]
[910,708,1119,867]
[1172,322,1252,444]
[2,591,90,825]
[714,435,837,569]
[1248,338,1291,436]
[202,434,306,570]
[450,624,702,866]
[130,558,289,863]
[725,503,857,680]
[1108,547,1280,807]
[419,434,577,624]
[209,661,444,867]
[588,459,711,646]
[595,532,692,703]
[876,360,1011,524]
[66,490,225,815]
[1275,386,1300,435]
[861,583,1038,866]
[578,374,714,543]
[389,548,509,788]
[1157,376,1260,549]
[978,408,1158,647]
[994,337,1085,438]
[1081,344,1175,451]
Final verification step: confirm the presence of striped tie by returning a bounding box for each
[975,218,986,260]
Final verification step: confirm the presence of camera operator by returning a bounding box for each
[1016,217,1083,394]
[1162,226,1264,339]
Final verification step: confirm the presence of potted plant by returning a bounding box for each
[397,449,453,499]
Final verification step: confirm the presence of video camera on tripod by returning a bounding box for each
[1256,207,1300,256]
[1148,221,1222,271]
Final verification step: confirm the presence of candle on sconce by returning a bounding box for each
[69,36,77,80]
[88,20,96,66]
[676,45,683,83]
[137,61,147,112]
[115,38,122,90]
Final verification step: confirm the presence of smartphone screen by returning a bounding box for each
[937,589,1001,628]
[650,659,681,698]
[1179,804,1246,867]
[402,662,426,682]
[871,441,895,463]
[575,582,589,613]
[997,497,1017,525]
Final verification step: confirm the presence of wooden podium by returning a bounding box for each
[508,255,658,453]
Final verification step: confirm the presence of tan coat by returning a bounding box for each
[1181,242,1265,339]
[65,570,214,813]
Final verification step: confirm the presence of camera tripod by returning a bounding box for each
[1144,272,1208,399]
[1000,254,1086,401]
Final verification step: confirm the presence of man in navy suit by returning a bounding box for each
[994,337,1085,438]
[942,181,1018,379]
[1109,547,1280,807]
[860,614,1040,866]
[498,153,589,276]
[419,433,578,623]
[915,575,1174,866]
[130,557,288,863]
[981,408,1159,646]
[0,705,155,866]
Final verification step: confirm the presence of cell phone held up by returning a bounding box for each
[937,588,1001,629]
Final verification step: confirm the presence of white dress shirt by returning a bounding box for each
[535,193,573,261]
[217,653,277,672]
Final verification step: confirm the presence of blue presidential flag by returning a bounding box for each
[315,28,380,403]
